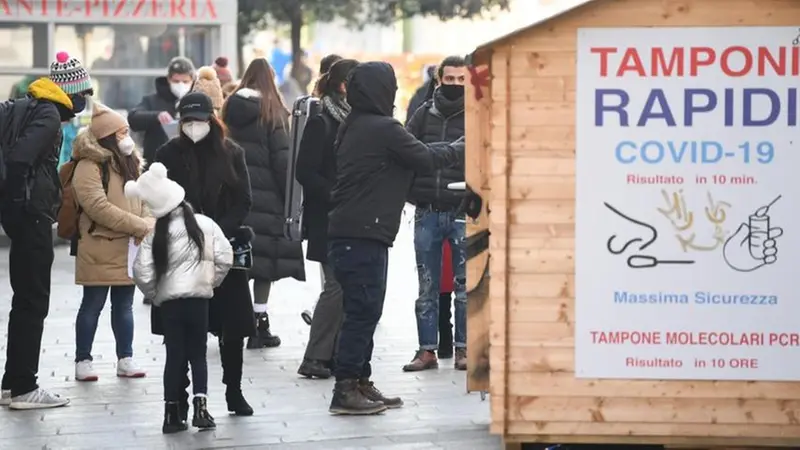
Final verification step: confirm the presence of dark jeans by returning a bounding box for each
[329,238,388,381]
[161,298,209,402]
[304,263,343,362]
[75,285,136,362]
[1,209,54,396]
[413,209,467,350]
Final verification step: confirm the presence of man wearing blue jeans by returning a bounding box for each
[401,55,468,372]
[326,62,462,415]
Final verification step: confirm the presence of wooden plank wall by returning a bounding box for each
[465,64,493,393]
[485,0,800,446]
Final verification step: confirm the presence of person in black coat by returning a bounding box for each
[326,61,463,415]
[402,55,469,373]
[128,57,195,165]
[154,92,255,418]
[295,58,359,380]
[405,64,436,125]
[222,58,306,350]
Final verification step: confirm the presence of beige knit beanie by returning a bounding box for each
[192,66,223,111]
[90,103,128,139]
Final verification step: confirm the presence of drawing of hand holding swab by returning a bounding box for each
[723,195,784,272]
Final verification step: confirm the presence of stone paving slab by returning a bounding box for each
[0,211,500,449]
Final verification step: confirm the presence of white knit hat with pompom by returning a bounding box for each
[124,163,185,219]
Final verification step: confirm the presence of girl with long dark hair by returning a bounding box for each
[153,91,257,417]
[129,162,233,434]
[295,58,359,379]
[71,104,154,383]
[222,57,306,349]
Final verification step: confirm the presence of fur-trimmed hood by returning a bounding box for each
[71,129,145,171]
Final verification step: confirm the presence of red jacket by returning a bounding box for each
[440,240,454,293]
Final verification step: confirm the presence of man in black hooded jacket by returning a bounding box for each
[327,61,463,415]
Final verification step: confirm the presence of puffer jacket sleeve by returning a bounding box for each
[132,232,157,299]
[73,160,150,238]
[209,218,233,287]
[267,122,291,199]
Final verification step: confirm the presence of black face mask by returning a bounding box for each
[70,94,87,113]
[439,84,464,101]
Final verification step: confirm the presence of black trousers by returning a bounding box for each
[328,238,388,381]
[179,334,244,398]
[1,209,54,396]
[161,298,209,402]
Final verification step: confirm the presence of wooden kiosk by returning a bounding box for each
[463,0,800,448]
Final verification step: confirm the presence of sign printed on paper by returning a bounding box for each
[575,27,799,381]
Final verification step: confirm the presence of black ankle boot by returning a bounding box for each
[192,396,216,430]
[162,402,188,434]
[247,313,282,349]
[225,387,254,416]
[298,359,332,379]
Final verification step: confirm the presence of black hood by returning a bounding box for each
[346,62,397,117]
[154,76,178,102]
[224,91,261,128]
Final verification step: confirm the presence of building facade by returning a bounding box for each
[0,0,237,110]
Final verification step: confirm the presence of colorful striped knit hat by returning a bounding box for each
[50,51,93,95]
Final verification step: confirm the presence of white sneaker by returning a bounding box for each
[0,390,10,406]
[8,388,69,410]
[116,357,146,378]
[75,360,99,382]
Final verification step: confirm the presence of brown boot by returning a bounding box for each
[402,350,438,372]
[359,379,403,409]
[329,379,387,415]
[454,348,467,371]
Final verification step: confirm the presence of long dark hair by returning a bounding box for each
[151,200,205,284]
[97,135,140,182]
[223,58,288,128]
[317,59,359,98]
[180,115,239,187]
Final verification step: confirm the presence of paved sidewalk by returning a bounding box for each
[0,210,498,449]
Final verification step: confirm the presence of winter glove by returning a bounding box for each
[455,183,483,220]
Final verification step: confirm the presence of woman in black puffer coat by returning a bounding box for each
[222,58,306,350]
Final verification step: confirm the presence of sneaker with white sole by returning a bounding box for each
[75,360,99,382]
[8,388,69,410]
[117,357,146,378]
[0,390,11,406]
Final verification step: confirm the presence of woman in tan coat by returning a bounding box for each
[72,104,154,382]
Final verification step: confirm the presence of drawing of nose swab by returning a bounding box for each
[749,194,782,260]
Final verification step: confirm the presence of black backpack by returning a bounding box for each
[0,99,34,197]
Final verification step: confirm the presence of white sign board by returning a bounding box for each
[576,27,800,381]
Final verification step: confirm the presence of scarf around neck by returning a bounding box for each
[321,94,350,124]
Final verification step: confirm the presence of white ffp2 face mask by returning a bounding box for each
[170,82,191,99]
[182,122,211,143]
[118,136,135,156]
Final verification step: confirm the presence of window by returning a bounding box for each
[54,24,218,70]
[0,23,49,68]
[92,75,160,112]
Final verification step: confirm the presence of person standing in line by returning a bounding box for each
[154,92,256,417]
[326,61,463,415]
[71,105,154,382]
[129,162,233,434]
[222,58,306,349]
[311,54,342,97]
[0,52,93,409]
[438,240,455,360]
[296,58,359,379]
[128,56,195,165]
[128,56,196,306]
[212,56,233,86]
[190,67,224,116]
[402,55,468,373]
